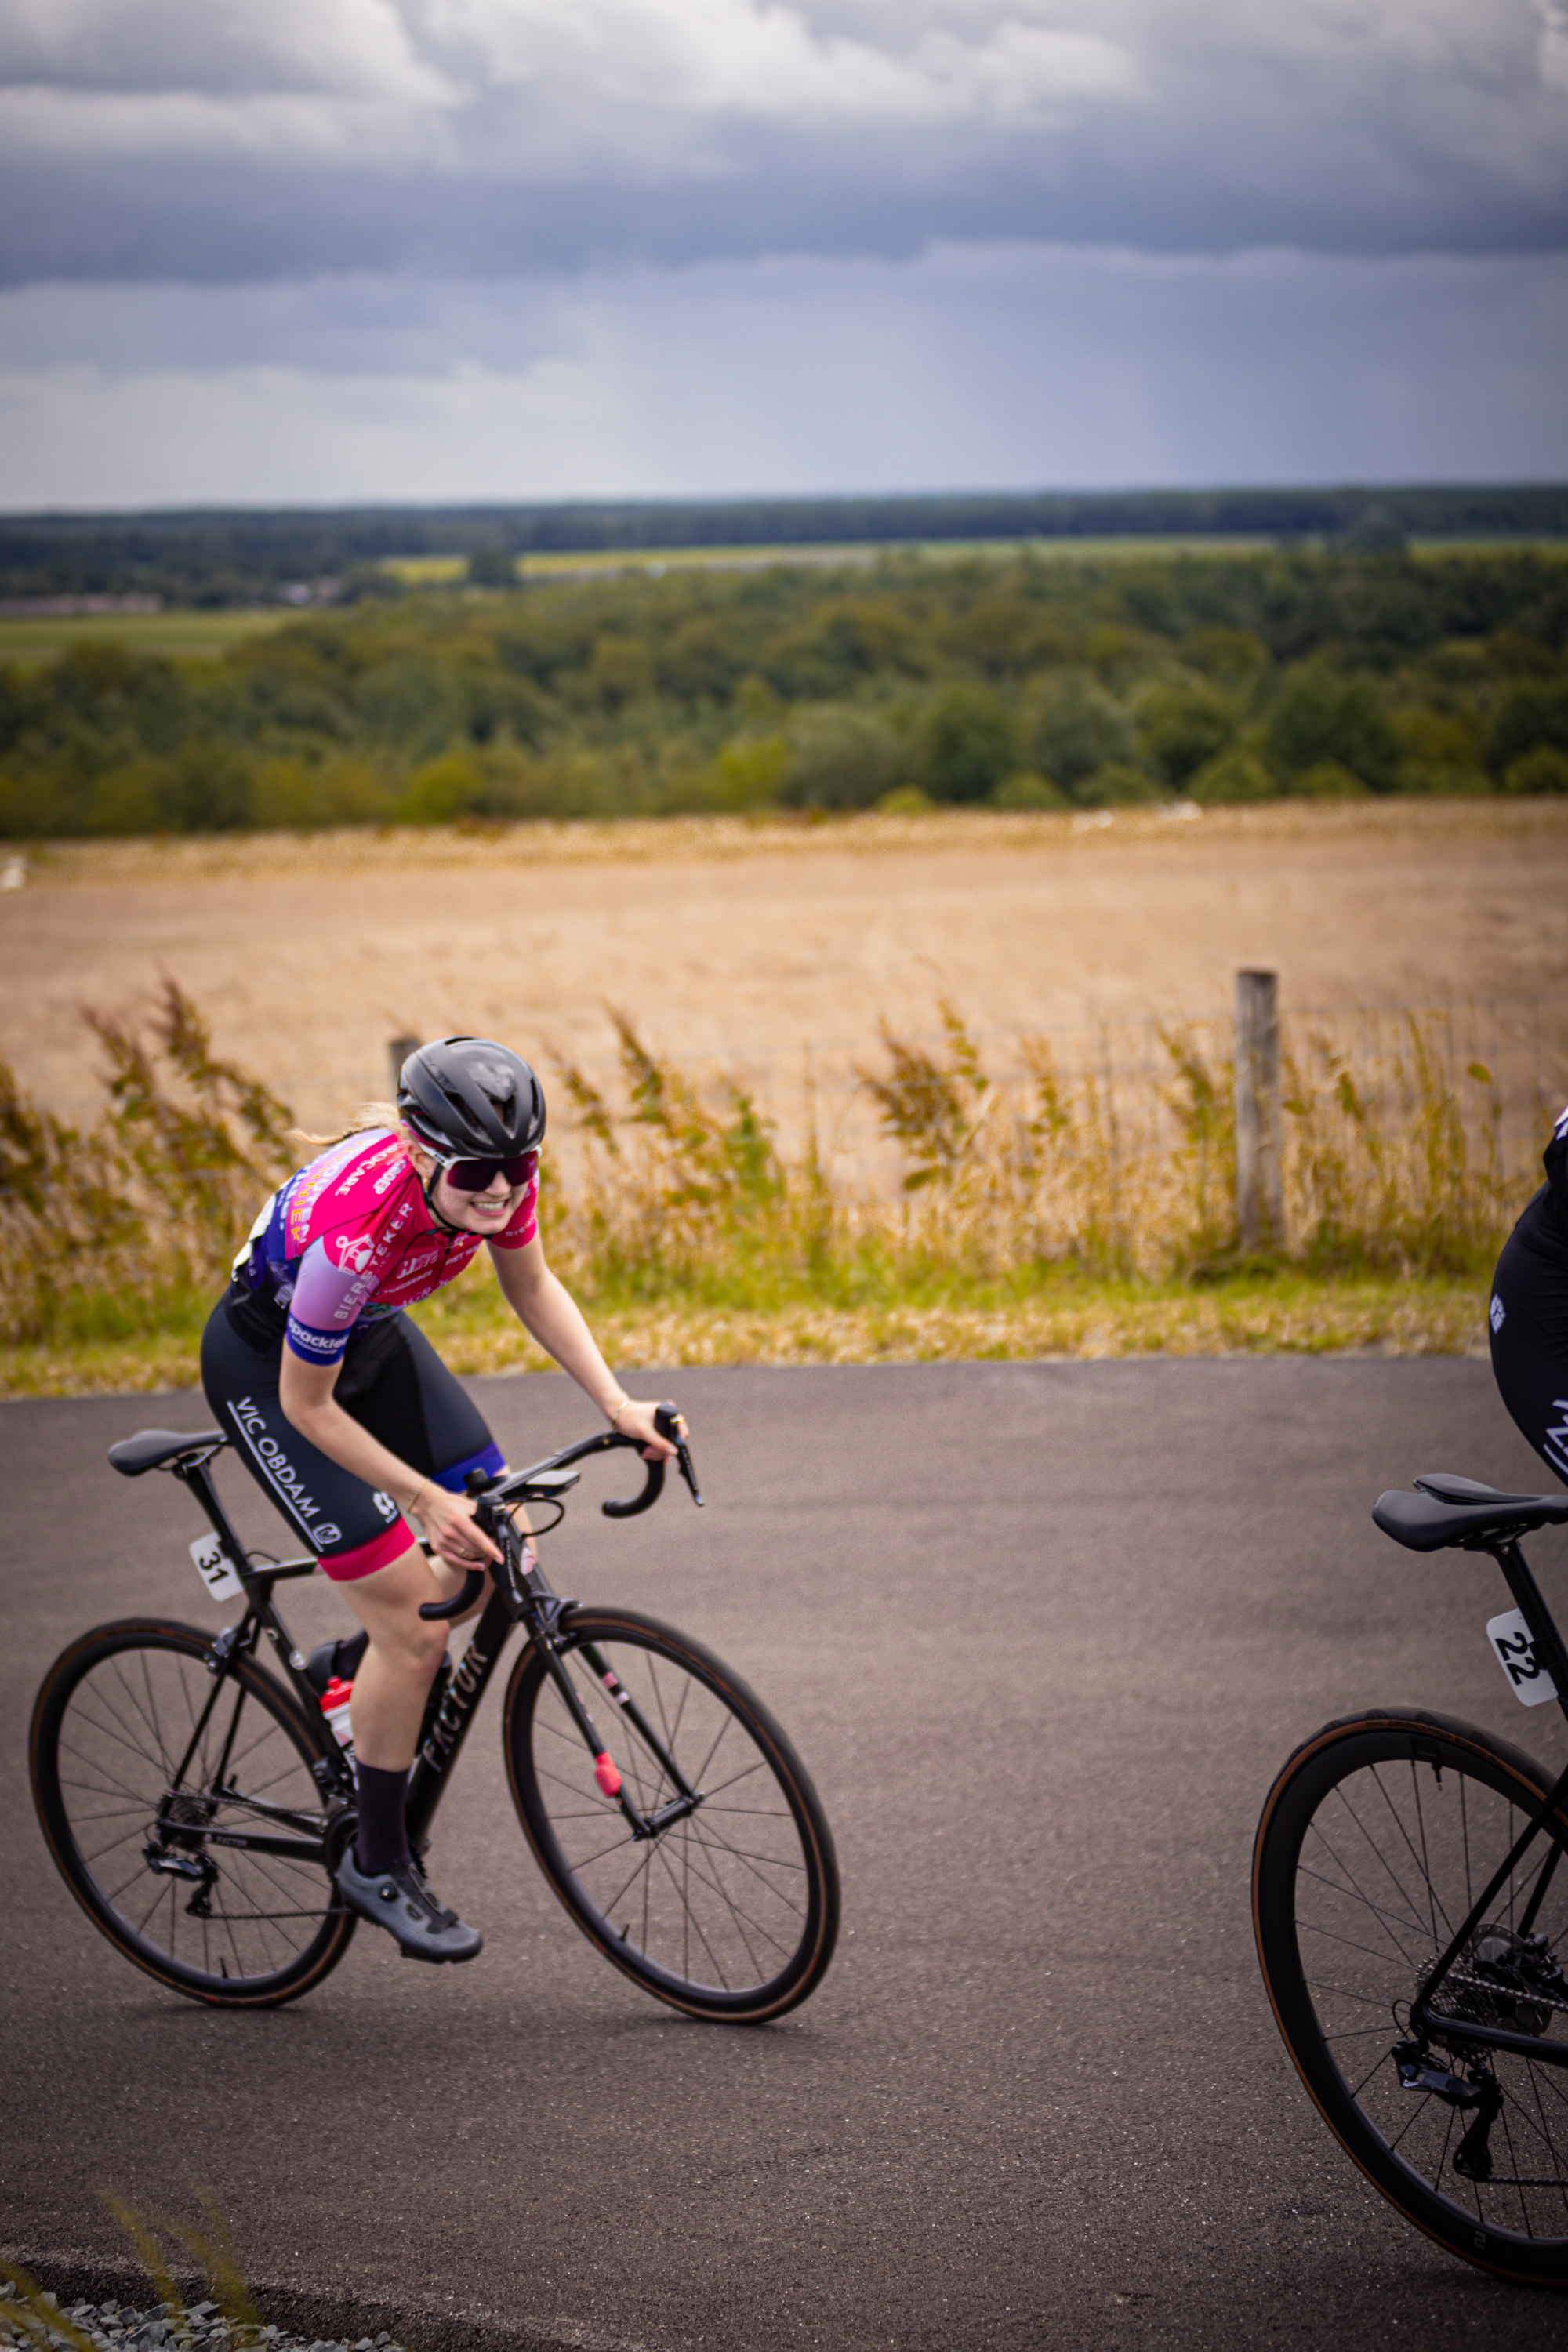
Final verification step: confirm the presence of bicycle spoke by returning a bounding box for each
[511,1616,834,2017]
[650,1832,734,1987]
[1258,1719,1568,2271]
[38,1632,343,1999]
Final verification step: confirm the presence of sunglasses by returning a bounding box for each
[433,1149,538,1192]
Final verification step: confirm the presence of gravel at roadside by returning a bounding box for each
[0,2288,408,2352]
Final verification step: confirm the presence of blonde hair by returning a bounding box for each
[285,1101,404,1159]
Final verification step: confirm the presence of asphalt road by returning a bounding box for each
[5,1357,1568,2352]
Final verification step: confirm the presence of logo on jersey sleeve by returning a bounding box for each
[329,1232,377,1273]
[336,1135,401,1196]
[286,1319,343,1359]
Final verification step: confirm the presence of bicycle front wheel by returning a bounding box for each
[31,1617,354,2007]
[1254,1708,1568,2283]
[503,1606,839,2022]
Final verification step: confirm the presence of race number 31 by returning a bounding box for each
[1486,1607,1559,1708]
[191,1530,244,1604]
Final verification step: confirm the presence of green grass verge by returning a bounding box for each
[0,1271,1487,1399]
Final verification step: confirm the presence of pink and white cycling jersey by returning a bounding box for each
[233,1128,539,1365]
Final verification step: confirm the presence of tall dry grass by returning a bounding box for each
[0,977,292,1345]
[542,997,1537,1306]
[0,982,1544,1360]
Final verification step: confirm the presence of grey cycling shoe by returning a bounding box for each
[335,1851,483,1964]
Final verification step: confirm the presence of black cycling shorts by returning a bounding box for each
[200,1287,505,1578]
[1490,1185,1568,1490]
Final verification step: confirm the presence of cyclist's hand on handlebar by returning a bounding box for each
[416,1484,502,1570]
[613,1399,683,1461]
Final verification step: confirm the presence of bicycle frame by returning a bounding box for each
[1402,1530,1568,2071]
[155,1428,704,1875]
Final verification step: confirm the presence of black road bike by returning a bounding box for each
[1253,1472,1568,2284]
[31,1410,840,2022]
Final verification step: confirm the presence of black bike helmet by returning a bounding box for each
[397,1037,546,1158]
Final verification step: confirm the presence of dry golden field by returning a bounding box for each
[4,797,1566,1390]
[2,798,1565,1136]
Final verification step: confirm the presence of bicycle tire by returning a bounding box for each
[31,1617,355,2008]
[503,1606,839,2022]
[1254,1708,1568,2284]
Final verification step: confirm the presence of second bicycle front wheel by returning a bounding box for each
[1254,1708,1568,2284]
[503,1606,839,2022]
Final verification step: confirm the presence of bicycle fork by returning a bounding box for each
[558,1637,703,1838]
[404,1521,701,1847]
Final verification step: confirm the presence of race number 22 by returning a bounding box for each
[1486,1608,1559,1708]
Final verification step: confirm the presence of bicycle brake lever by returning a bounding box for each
[418,1470,499,1618]
[655,1401,704,1508]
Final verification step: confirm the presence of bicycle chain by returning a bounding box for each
[1431,1965,1568,2023]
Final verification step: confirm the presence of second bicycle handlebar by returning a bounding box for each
[417,1401,700,1621]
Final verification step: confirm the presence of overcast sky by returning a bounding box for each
[2,0,1566,510]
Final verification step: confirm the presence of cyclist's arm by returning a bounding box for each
[488,1231,674,1459]
[277,1349,499,1566]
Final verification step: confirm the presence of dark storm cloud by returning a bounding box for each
[1,0,1566,289]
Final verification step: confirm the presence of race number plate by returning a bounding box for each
[1486,1608,1559,1708]
[191,1530,243,1604]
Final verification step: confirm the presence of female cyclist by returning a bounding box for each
[1490,1103,1568,1487]
[200,1036,677,1965]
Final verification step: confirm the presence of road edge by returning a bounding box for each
[2,2250,659,2352]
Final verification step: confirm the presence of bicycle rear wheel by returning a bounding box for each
[1254,1708,1568,2283]
[31,1617,354,2007]
[503,1606,839,2022]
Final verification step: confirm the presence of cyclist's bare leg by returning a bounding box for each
[326,1539,489,1960]
[338,1540,493,1769]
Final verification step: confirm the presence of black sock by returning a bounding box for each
[354,1762,411,1876]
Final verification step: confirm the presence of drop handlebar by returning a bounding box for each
[417,1402,700,1621]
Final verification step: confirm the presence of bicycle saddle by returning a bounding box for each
[1373,1473,1568,1552]
[108,1428,226,1476]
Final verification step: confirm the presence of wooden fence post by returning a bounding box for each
[388,1035,421,1099]
[1235,970,1283,1252]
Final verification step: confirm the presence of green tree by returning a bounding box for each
[1025,671,1134,793]
[466,546,517,588]
[1503,744,1568,795]
[1076,760,1163,806]
[1264,663,1401,793]
[1486,683,1568,780]
[921,684,1017,803]
[1188,746,1277,804]
[780,705,904,808]
[1136,681,1237,787]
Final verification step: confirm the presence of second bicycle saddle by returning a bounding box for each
[1373,1473,1568,1552]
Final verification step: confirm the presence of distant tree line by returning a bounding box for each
[0,485,1565,606]
[2,545,1566,838]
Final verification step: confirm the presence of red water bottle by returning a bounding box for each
[320,1675,354,1750]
